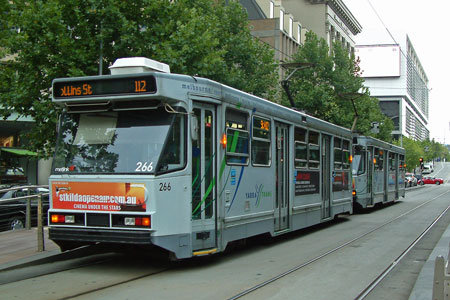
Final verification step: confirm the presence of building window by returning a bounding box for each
[269,1,274,18]
[280,9,284,31]
[298,24,302,43]
[289,17,293,38]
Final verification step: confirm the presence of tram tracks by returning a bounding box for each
[227,188,450,300]
[2,186,448,300]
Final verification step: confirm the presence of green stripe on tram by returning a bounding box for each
[192,130,240,218]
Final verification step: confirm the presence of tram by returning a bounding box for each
[352,135,406,209]
[48,57,356,259]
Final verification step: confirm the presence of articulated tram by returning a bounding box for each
[48,57,402,259]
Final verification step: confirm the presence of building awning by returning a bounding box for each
[1,148,38,156]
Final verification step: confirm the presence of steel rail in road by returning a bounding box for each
[354,191,450,300]
[227,188,450,300]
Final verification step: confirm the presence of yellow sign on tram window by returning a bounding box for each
[260,119,270,131]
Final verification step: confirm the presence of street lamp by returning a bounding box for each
[280,62,315,110]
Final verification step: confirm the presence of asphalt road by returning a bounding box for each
[1,162,450,300]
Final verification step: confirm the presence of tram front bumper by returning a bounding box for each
[49,227,152,245]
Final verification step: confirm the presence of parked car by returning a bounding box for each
[421,176,444,185]
[0,186,49,231]
[405,173,418,187]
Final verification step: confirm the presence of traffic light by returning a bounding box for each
[419,157,424,169]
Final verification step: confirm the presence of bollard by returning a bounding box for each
[37,193,45,252]
[433,256,445,300]
[26,190,31,230]
[432,242,450,300]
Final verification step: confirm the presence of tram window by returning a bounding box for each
[389,153,396,171]
[399,154,405,171]
[226,109,249,165]
[352,148,366,175]
[226,108,247,129]
[342,140,350,170]
[375,148,384,171]
[334,138,342,170]
[252,116,271,166]
[308,131,320,169]
[52,107,187,174]
[157,114,186,173]
[294,127,307,168]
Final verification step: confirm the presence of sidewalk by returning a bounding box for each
[0,227,60,271]
[408,223,450,300]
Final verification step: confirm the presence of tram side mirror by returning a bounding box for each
[191,115,199,141]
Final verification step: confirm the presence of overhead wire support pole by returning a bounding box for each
[350,98,358,133]
[280,62,315,110]
[338,92,365,133]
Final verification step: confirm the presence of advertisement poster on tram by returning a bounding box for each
[332,171,350,192]
[51,181,147,212]
[295,171,320,196]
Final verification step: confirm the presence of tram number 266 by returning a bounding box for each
[159,182,171,191]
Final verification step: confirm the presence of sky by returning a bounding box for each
[343,0,450,144]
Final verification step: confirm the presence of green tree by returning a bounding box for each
[0,0,277,156]
[284,32,393,141]
[399,137,424,172]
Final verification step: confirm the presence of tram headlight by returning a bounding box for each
[65,215,75,224]
[124,217,136,226]
[51,214,76,224]
[124,216,151,227]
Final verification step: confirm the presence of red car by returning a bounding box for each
[421,176,444,185]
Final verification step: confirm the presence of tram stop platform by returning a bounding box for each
[0,227,60,271]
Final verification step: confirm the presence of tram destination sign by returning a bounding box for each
[53,75,157,99]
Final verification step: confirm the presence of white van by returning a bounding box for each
[423,165,431,174]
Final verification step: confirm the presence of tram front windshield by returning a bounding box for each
[352,148,366,175]
[52,107,185,174]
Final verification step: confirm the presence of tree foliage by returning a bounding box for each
[0,0,277,156]
[395,137,449,172]
[284,32,394,142]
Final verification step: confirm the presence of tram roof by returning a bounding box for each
[353,135,405,154]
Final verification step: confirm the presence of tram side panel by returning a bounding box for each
[292,126,322,230]
[331,137,353,215]
[219,107,276,248]
[386,152,398,202]
[372,148,386,205]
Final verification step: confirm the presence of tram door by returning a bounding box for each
[367,147,373,205]
[321,135,331,219]
[191,103,216,251]
[275,122,289,232]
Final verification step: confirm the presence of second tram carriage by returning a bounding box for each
[47,57,403,259]
[352,136,405,209]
